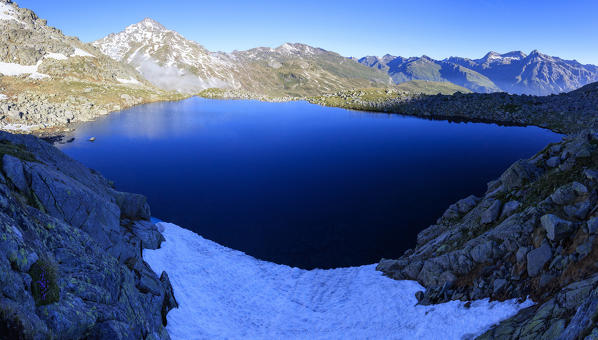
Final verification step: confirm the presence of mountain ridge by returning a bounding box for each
[93,18,392,96]
[359,51,598,95]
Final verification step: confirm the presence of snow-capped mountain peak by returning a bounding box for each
[93,21,391,95]
[135,17,166,30]
[478,51,526,65]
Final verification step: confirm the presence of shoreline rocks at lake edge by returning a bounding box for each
[309,82,598,134]
[378,130,598,339]
[0,132,175,339]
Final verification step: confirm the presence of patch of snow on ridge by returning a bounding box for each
[143,222,534,340]
[44,53,68,61]
[0,94,7,100]
[117,77,141,85]
[0,123,37,132]
[0,3,23,24]
[72,48,94,58]
[0,61,39,76]
[0,60,49,79]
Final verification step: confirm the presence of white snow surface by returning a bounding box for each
[0,60,49,79]
[0,2,23,24]
[44,52,68,61]
[144,222,533,340]
[0,123,36,132]
[0,94,7,101]
[0,61,39,76]
[72,48,94,58]
[116,77,141,85]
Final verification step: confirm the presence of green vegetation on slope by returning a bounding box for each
[308,80,471,110]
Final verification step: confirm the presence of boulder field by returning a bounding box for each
[379,130,598,339]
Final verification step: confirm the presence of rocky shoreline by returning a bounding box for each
[197,88,299,103]
[0,85,188,137]
[378,130,598,339]
[0,132,176,339]
[0,102,596,339]
[309,82,598,134]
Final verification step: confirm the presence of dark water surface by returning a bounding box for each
[58,98,561,269]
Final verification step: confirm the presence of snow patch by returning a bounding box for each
[72,48,94,58]
[44,52,68,61]
[0,123,38,132]
[0,94,7,101]
[116,77,141,85]
[0,60,50,79]
[0,3,23,24]
[0,61,39,76]
[144,222,534,340]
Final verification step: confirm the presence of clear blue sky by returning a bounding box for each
[17,0,598,64]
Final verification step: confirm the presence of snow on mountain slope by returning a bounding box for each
[144,222,533,340]
[0,1,22,23]
[0,0,145,82]
[93,18,239,93]
[447,50,598,95]
[93,20,391,96]
[0,0,181,132]
[361,51,598,95]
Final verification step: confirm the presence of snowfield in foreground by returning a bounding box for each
[143,222,533,340]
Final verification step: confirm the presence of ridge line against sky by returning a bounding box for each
[16,0,598,64]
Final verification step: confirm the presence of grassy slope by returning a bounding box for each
[307,80,471,110]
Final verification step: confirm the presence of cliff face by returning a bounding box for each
[378,130,598,339]
[0,131,176,339]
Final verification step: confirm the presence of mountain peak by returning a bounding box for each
[129,17,167,32]
[479,50,526,64]
[276,42,323,55]
[529,49,544,57]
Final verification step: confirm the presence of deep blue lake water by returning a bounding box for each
[58,98,561,269]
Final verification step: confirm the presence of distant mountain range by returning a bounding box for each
[2,0,597,111]
[358,51,598,95]
[92,19,391,96]
[93,17,598,96]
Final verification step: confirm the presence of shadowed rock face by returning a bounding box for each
[378,130,598,339]
[309,81,598,134]
[0,131,174,339]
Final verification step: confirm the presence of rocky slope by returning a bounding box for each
[93,19,392,97]
[0,0,184,134]
[359,51,598,95]
[0,131,177,339]
[377,130,598,339]
[309,81,598,134]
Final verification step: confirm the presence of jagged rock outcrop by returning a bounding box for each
[377,130,598,339]
[0,131,176,339]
